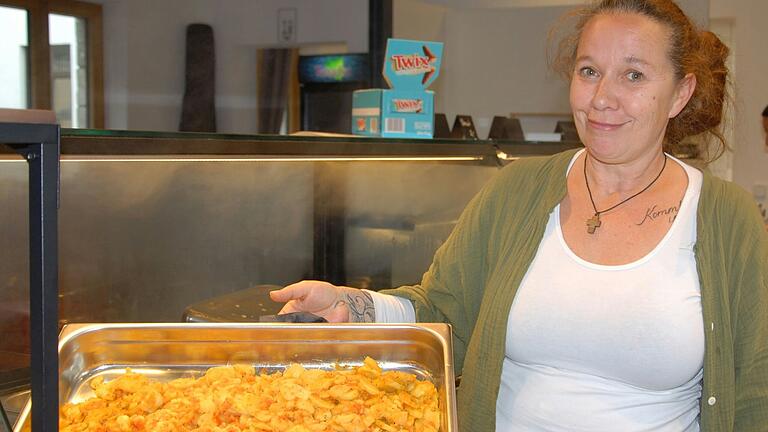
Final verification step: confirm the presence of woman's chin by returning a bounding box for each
[582,142,631,163]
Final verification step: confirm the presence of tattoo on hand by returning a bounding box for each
[636,201,681,226]
[339,288,375,323]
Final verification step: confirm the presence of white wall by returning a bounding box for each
[98,0,368,133]
[710,0,768,202]
[676,0,709,26]
[393,0,448,101]
[441,6,572,137]
[394,0,706,137]
[394,2,572,137]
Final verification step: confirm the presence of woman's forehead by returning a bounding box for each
[577,13,672,67]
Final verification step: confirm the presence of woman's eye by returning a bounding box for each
[627,71,644,82]
[578,67,597,78]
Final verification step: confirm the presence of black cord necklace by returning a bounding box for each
[584,154,667,234]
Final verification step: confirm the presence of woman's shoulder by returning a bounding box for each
[494,148,578,185]
[500,148,578,172]
[700,173,756,212]
[476,149,577,213]
[699,172,766,237]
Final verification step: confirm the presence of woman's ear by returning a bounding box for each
[669,73,697,118]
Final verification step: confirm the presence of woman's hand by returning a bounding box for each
[269,280,375,323]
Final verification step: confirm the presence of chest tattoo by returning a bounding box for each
[636,201,681,226]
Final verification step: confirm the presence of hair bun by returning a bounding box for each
[687,31,729,133]
[698,30,729,69]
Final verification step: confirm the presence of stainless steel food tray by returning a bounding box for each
[16,322,457,431]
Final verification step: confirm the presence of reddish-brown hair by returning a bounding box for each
[550,0,730,161]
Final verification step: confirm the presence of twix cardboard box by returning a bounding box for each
[352,39,443,139]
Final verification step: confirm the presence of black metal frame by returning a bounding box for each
[0,122,60,432]
[368,0,392,89]
[312,162,347,284]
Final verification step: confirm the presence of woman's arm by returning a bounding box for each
[380,170,503,372]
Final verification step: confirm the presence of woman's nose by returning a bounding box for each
[592,78,618,110]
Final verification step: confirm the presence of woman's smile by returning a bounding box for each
[587,119,629,131]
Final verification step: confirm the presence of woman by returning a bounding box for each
[762,104,768,150]
[271,1,768,430]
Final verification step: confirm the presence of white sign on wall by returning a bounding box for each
[278,8,297,43]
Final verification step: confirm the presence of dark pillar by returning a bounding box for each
[368,0,393,89]
[2,121,61,432]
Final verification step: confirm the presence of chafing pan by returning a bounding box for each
[15,322,457,431]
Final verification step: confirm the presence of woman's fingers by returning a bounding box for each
[269,282,313,303]
[268,281,353,323]
[269,280,341,315]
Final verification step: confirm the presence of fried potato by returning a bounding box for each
[59,357,440,432]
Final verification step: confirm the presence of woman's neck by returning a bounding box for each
[584,150,668,196]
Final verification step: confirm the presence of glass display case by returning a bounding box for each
[2,129,579,323]
[0,127,579,428]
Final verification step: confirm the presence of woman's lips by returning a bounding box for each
[588,119,627,131]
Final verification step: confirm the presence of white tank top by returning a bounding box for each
[496,153,704,431]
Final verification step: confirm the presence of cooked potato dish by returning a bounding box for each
[59,357,440,432]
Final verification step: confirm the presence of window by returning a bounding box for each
[50,13,88,127]
[0,5,29,109]
[0,0,103,128]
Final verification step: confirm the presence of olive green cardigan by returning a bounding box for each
[381,149,768,432]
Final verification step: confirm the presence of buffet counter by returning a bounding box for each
[0,127,580,430]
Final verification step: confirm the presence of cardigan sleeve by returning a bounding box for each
[379,169,503,374]
[727,187,768,430]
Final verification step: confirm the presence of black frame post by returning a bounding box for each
[312,162,347,285]
[1,122,60,432]
[368,0,393,89]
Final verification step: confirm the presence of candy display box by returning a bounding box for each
[352,39,443,139]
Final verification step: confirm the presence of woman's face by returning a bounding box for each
[569,13,695,164]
